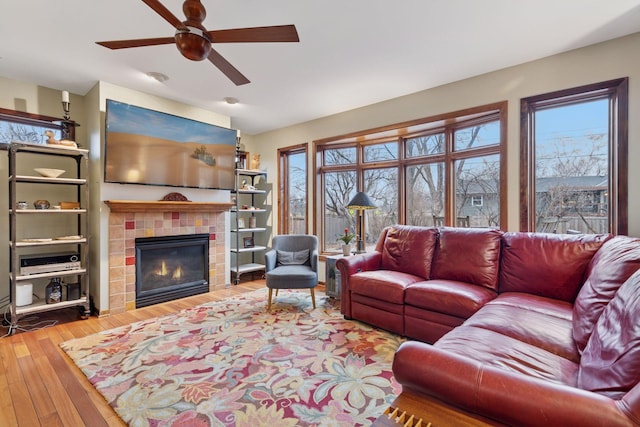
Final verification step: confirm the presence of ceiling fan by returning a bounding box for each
[96,0,299,85]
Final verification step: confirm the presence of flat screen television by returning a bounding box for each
[104,99,237,190]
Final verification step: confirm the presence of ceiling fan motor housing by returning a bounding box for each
[175,26,211,61]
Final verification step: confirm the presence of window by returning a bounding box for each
[278,144,307,234]
[520,78,628,234]
[0,108,64,144]
[316,102,507,253]
[471,196,483,207]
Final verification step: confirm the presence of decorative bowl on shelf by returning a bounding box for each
[34,199,50,209]
[34,168,65,178]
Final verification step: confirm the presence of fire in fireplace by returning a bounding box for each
[135,233,209,308]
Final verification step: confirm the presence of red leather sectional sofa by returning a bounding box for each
[336,225,640,426]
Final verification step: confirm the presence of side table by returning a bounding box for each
[325,254,347,299]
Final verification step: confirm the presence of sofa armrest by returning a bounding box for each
[336,251,381,318]
[393,341,636,427]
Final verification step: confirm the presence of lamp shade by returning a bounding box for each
[347,191,376,210]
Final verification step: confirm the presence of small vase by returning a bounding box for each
[342,244,351,256]
[45,278,62,304]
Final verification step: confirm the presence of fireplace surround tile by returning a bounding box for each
[107,207,228,314]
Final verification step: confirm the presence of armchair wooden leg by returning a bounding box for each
[310,288,316,309]
[267,288,273,311]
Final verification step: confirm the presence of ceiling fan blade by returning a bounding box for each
[208,25,299,43]
[207,48,250,86]
[96,37,176,50]
[141,0,187,30]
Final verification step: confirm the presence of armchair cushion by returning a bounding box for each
[276,249,310,266]
[266,265,317,289]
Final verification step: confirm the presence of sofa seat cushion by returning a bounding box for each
[393,341,632,427]
[464,293,578,362]
[430,227,503,291]
[578,269,640,399]
[349,270,422,304]
[405,280,497,319]
[265,265,317,288]
[435,325,579,385]
[351,295,405,335]
[499,232,610,302]
[573,235,640,353]
[404,306,466,344]
[380,225,438,280]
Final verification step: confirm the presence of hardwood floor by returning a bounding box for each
[0,280,270,427]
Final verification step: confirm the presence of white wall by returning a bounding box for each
[247,32,640,239]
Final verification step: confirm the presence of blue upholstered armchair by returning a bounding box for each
[264,234,319,310]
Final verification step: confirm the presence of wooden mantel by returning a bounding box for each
[104,200,234,213]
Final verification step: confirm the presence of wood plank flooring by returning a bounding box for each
[0,280,273,427]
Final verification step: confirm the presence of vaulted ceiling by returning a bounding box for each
[2,1,640,134]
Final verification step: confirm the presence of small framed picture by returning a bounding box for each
[243,236,255,248]
[237,218,246,228]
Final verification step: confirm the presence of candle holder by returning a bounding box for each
[60,100,79,142]
[62,101,71,120]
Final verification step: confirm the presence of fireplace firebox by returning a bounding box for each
[135,234,209,308]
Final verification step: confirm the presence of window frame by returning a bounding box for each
[314,101,507,253]
[277,143,308,234]
[520,78,628,234]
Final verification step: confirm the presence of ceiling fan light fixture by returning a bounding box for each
[146,71,169,83]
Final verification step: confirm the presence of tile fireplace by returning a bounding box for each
[105,200,232,314]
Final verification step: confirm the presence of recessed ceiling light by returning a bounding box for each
[146,72,169,83]
[224,97,239,105]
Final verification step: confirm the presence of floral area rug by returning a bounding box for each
[60,289,405,426]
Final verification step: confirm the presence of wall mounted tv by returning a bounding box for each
[104,99,236,191]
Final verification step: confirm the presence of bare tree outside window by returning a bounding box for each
[534,100,608,233]
[317,102,506,253]
[455,154,500,227]
[364,167,398,246]
[406,163,444,226]
[324,169,357,251]
[0,122,61,145]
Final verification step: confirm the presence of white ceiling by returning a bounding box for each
[2,1,640,135]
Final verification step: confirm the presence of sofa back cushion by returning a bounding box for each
[577,268,640,399]
[380,225,438,280]
[573,235,640,353]
[430,227,503,291]
[499,232,609,302]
